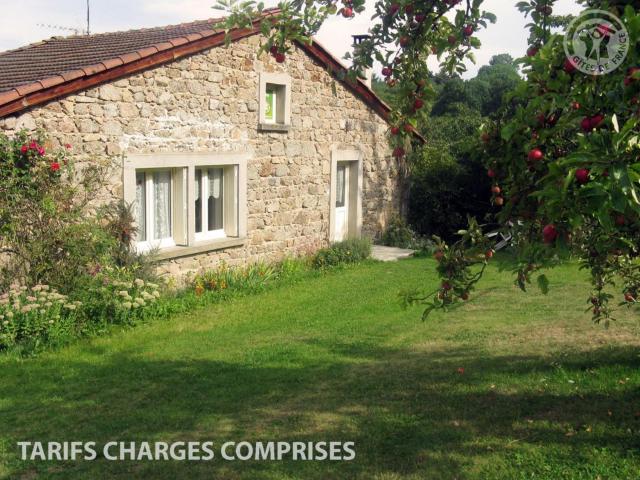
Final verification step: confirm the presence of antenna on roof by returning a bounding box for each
[86,0,91,35]
[36,1,91,36]
[36,24,84,36]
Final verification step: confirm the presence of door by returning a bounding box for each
[334,163,349,241]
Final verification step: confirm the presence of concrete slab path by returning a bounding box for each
[371,245,415,262]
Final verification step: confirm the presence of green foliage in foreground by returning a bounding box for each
[312,239,372,268]
[0,257,638,479]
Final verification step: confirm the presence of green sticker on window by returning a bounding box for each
[265,91,275,121]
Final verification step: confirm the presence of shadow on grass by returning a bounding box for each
[0,343,638,479]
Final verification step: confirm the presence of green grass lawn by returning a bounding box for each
[1,257,639,479]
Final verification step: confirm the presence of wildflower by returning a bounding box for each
[122,302,132,310]
[63,304,77,311]
[153,291,160,298]
[6,311,13,319]
[50,162,61,172]
[134,279,145,287]
[457,367,465,375]
[118,291,129,297]
[38,147,45,156]
[49,320,54,324]
[2,321,8,326]
[20,144,28,154]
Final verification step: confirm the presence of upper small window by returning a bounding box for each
[259,73,291,131]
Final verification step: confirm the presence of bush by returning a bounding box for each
[379,216,432,250]
[407,153,493,242]
[312,239,371,269]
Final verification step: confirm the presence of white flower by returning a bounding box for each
[6,311,14,319]
[63,304,77,311]
[48,320,54,324]
[118,290,129,297]
[134,279,145,287]
[122,302,132,310]
[2,321,8,326]
[153,291,161,298]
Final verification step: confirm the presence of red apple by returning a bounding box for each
[275,52,286,63]
[494,196,504,206]
[590,114,605,129]
[487,168,496,178]
[571,101,580,110]
[463,25,474,37]
[415,13,426,22]
[390,126,400,135]
[403,123,413,133]
[542,224,558,244]
[399,36,410,48]
[448,35,457,45]
[404,4,414,14]
[491,185,501,195]
[389,3,400,16]
[413,98,424,110]
[575,168,590,184]
[485,250,494,259]
[527,46,539,57]
[341,7,353,18]
[615,215,626,226]
[563,58,577,74]
[381,66,392,77]
[528,148,544,162]
[269,45,279,56]
[581,117,592,132]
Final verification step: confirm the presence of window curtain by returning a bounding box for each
[135,172,146,241]
[153,171,171,240]
[208,168,223,231]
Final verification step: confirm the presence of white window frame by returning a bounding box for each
[258,72,291,131]
[123,152,248,258]
[195,167,227,242]
[136,169,176,253]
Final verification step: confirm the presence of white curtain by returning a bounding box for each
[153,171,171,240]
[208,168,223,231]
[135,172,146,241]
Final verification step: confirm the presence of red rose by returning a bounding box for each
[50,162,61,172]
[20,145,28,154]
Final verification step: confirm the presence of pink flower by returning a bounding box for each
[64,143,72,150]
[50,162,60,172]
[29,141,38,150]
[37,147,45,156]
[20,145,28,154]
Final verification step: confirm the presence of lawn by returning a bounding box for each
[0,257,639,479]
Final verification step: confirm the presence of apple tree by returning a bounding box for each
[215,0,640,325]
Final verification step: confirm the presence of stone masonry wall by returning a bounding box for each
[0,35,400,279]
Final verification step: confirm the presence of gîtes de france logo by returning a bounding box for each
[563,9,629,75]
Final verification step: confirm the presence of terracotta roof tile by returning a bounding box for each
[0,16,229,92]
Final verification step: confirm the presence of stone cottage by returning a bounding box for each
[0,9,420,278]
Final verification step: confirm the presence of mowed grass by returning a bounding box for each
[0,257,639,479]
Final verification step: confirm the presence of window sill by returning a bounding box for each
[151,237,246,261]
[258,123,290,133]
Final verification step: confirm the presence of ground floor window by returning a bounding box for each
[124,153,248,255]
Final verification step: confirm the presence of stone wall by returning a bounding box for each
[0,35,400,279]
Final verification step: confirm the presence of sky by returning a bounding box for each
[0,0,582,78]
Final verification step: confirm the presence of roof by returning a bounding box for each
[0,9,424,143]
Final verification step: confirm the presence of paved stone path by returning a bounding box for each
[371,245,415,262]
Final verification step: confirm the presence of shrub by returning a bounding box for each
[407,153,493,242]
[312,239,371,269]
[0,284,80,350]
[380,216,432,250]
[0,130,120,292]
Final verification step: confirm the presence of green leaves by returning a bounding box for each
[537,274,549,295]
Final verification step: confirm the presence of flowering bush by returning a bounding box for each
[193,262,277,295]
[0,284,80,349]
[74,268,162,325]
[0,130,117,291]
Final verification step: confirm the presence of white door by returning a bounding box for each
[334,163,349,241]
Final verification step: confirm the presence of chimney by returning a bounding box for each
[352,34,372,89]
